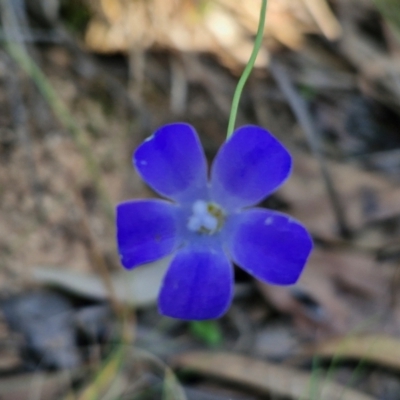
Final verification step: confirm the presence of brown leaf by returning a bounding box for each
[173,351,374,400]
[33,256,172,308]
[305,335,400,372]
[0,372,74,400]
[83,0,332,58]
[278,152,400,244]
[258,248,393,335]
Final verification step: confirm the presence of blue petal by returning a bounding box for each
[158,246,233,320]
[116,200,182,269]
[210,126,292,211]
[134,123,208,203]
[223,209,313,285]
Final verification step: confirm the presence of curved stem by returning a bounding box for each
[226,0,268,139]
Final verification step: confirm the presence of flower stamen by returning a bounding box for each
[187,200,225,234]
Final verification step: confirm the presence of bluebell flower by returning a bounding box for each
[117,123,313,320]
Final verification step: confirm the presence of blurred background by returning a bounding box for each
[2,0,400,399]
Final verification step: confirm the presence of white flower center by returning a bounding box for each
[187,200,225,234]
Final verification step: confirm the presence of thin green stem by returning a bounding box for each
[5,42,114,220]
[226,0,268,139]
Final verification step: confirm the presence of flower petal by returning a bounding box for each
[158,246,233,320]
[134,123,208,203]
[210,126,292,211]
[116,199,182,269]
[224,209,313,285]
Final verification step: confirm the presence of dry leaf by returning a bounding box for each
[173,351,374,400]
[0,371,75,400]
[279,151,400,244]
[305,335,400,372]
[258,248,393,335]
[33,257,172,307]
[83,0,339,61]
[337,0,400,108]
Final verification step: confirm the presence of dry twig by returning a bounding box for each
[270,57,351,238]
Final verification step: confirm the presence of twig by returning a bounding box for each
[182,54,240,124]
[269,57,351,238]
[300,0,342,40]
[0,29,62,43]
[127,44,152,133]
[0,1,45,219]
[69,172,122,317]
[4,52,44,219]
[55,26,150,127]
[55,25,152,135]
[170,55,188,115]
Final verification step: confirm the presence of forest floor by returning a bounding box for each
[2,0,400,399]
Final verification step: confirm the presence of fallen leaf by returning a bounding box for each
[32,257,172,307]
[83,0,334,61]
[173,351,374,400]
[279,152,400,245]
[258,248,393,335]
[0,371,76,400]
[306,335,400,372]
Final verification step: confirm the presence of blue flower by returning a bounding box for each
[116,123,313,320]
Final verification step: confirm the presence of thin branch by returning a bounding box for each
[269,57,351,238]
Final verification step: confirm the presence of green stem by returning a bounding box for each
[6,42,114,220]
[226,0,268,139]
